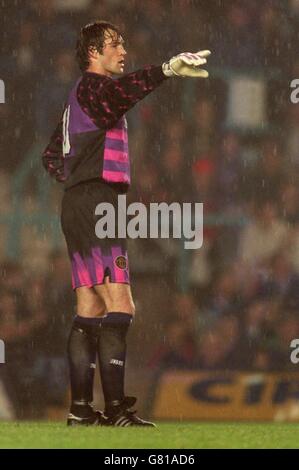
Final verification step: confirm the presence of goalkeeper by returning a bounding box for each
[42,20,211,427]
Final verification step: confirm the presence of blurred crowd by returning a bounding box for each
[1,0,299,417]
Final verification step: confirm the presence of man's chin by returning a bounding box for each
[109,67,124,76]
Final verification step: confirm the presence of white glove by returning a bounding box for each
[162,50,211,78]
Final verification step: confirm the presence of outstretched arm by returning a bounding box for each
[78,51,211,129]
[77,65,167,129]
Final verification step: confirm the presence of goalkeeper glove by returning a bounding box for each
[162,50,211,78]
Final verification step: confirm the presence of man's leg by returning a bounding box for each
[94,281,134,412]
[93,281,154,426]
[67,287,105,425]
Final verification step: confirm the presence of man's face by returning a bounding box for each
[99,29,127,76]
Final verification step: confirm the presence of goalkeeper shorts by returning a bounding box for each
[61,179,130,289]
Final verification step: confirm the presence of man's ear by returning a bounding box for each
[88,46,100,60]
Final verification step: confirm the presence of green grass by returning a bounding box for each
[0,422,299,448]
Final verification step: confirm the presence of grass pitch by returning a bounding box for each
[0,422,299,448]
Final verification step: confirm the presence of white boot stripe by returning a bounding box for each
[68,414,85,421]
[115,417,127,426]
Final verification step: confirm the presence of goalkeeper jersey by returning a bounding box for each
[42,65,167,191]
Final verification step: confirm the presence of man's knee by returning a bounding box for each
[94,283,136,315]
[77,302,106,317]
[113,287,135,315]
[76,286,106,317]
[107,298,135,316]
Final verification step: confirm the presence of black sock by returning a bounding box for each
[97,312,132,413]
[68,315,101,417]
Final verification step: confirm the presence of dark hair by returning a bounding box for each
[76,20,121,72]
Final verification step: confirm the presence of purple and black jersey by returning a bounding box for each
[42,65,167,191]
[43,64,168,288]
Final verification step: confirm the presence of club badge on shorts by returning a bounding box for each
[114,255,128,270]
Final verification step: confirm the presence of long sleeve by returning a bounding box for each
[42,65,168,185]
[42,117,66,182]
[77,65,168,129]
